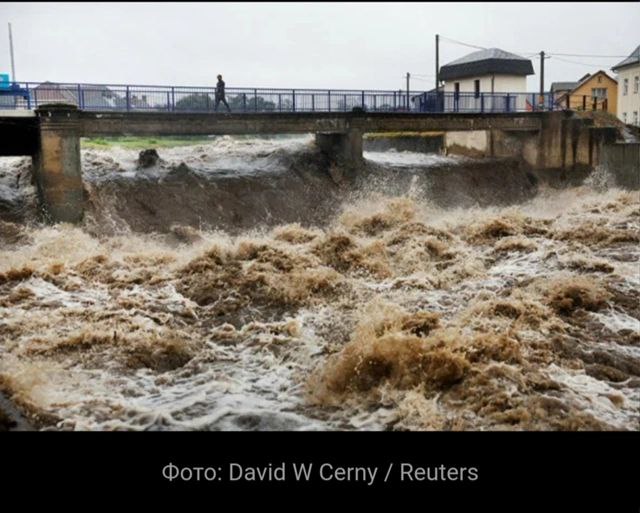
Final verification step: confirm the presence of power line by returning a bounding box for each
[551,56,615,68]
[440,36,486,51]
[439,34,628,60]
[550,52,628,58]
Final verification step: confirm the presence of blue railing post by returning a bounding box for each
[480,93,484,113]
[126,86,131,112]
[26,83,31,109]
[506,93,511,113]
[77,84,83,109]
[327,90,331,112]
[292,90,296,112]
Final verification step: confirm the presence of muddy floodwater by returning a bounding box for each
[0,135,638,430]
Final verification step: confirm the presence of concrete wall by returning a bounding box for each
[445,131,488,157]
[445,112,622,175]
[615,64,640,126]
[600,142,640,188]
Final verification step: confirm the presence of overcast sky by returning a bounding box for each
[1,2,639,91]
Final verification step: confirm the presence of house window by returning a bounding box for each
[592,88,607,99]
[635,76,639,94]
[474,79,480,98]
[623,78,628,95]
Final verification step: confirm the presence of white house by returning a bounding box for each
[612,45,640,126]
[438,48,534,155]
[439,48,534,113]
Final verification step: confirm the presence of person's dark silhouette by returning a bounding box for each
[215,74,231,112]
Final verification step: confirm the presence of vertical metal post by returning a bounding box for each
[506,93,510,112]
[312,94,315,112]
[435,34,439,92]
[278,94,282,112]
[25,83,31,109]
[77,84,83,109]
[327,90,331,112]
[292,90,296,112]
[166,92,171,111]
[480,93,484,113]
[361,90,365,109]
[539,51,545,110]
[254,89,258,112]
[343,94,346,111]
[393,91,396,111]
[171,87,175,111]
[243,93,247,112]
[126,86,130,112]
[8,23,16,81]
[406,72,410,111]
[373,95,376,112]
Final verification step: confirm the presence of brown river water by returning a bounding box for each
[0,135,638,430]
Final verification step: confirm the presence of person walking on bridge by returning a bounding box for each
[214,74,231,112]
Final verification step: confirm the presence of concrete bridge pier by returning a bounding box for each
[315,129,364,165]
[33,104,84,224]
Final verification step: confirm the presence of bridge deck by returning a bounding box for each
[77,111,543,137]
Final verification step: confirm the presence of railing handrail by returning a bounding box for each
[1,80,559,114]
[9,80,430,95]
[7,80,555,97]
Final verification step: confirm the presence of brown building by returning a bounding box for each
[552,71,618,113]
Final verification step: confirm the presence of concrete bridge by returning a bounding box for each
[0,104,619,223]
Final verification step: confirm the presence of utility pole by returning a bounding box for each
[435,34,440,91]
[8,22,16,81]
[406,72,410,110]
[539,51,545,110]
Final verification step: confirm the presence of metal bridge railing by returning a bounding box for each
[0,81,556,114]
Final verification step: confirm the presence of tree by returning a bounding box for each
[174,92,278,112]
[175,93,212,111]
[227,94,276,112]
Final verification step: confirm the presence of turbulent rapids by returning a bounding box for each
[0,135,638,431]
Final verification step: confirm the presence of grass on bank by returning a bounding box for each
[81,136,214,150]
